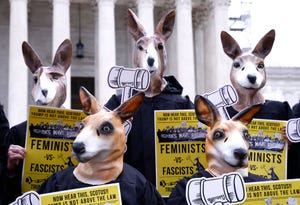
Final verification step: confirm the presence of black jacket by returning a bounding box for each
[226,100,294,121]
[0,105,10,205]
[38,163,165,205]
[105,76,194,186]
[167,170,268,205]
[292,101,300,118]
[290,101,300,179]
[0,105,9,175]
[226,100,298,179]
[1,121,27,204]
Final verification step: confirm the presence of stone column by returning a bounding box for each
[95,0,116,105]
[193,2,212,95]
[52,0,71,108]
[175,0,195,98]
[203,0,231,92]
[137,0,154,34]
[8,0,28,126]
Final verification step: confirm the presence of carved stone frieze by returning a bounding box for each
[192,0,213,28]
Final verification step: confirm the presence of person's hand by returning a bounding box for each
[7,144,26,172]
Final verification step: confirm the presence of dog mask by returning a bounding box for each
[221,30,275,111]
[194,95,262,177]
[72,87,144,185]
[127,9,175,97]
[22,39,72,108]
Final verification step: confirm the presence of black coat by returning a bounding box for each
[38,163,166,205]
[105,76,194,186]
[226,100,298,179]
[226,100,293,121]
[290,102,300,179]
[292,101,300,118]
[1,121,27,204]
[167,170,268,205]
[0,105,10,175]
[0,105,10,205]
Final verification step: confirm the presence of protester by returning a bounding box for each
[0,104,10,205]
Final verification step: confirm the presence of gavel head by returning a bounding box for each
[107,66,150,91]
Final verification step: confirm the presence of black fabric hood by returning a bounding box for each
[162,75,183,95]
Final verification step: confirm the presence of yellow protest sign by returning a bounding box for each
[245,179,300,204]
[247,119,287,180]
[155,110,207,197]
[40,183,122,205]
[155,110,288,197]
[22,106,86,192]
[11,183,121,205]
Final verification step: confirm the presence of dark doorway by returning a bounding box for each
[71,77,94,109]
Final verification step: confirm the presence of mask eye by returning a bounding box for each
[97,122,114,136]
[51,73,62,80]
[138,45,143,51]
[243,129,250,140]
[78,122,85,131]
[157,43,164,50]
[52,74,59,80]
[33,76,38,84]
[212,129,225,140]
[257,63,264,69]
[233,62,240,68]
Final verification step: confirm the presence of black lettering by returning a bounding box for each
[162,166,195,175]
[160,143,203,154]
[249,152,282,164]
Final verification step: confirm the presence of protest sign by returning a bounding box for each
[155,109,207,197]
[10,183,121,205]
[155,110,287,197]
[247,119,287,180]
[22,106,86,192]
[244,179,300,204]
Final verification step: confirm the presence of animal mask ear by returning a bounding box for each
[79,86,101,115]
[114,92,144,123]
[232,104,262,125]
[220,31,243,60]
[194,95,221,128]
[52,39,72,73]
[252,29,275,59]
[22,41,43,73]
[127,9,147,41]
[155,9,176,41]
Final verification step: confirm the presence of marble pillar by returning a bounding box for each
[8,0,28,126]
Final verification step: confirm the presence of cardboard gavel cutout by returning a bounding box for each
[186,173,246,205]
[106,66,150,136]
[108,66,150,103]
[203,85,238,120]
[286,118,300,143]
